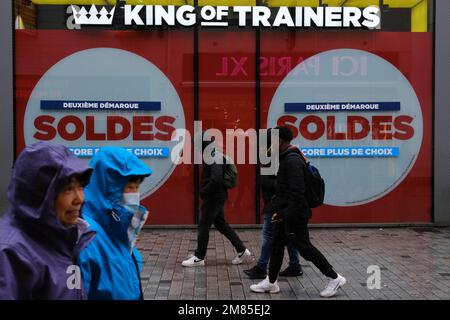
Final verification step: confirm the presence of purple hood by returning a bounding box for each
[0,142,95,300]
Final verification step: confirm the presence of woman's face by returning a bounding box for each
[54,177,84,227]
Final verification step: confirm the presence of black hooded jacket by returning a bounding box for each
[199,140,227,201]
[271,146,312,222]
[261,174,276,206]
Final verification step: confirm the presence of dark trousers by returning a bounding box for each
[257,206,300,270]
[269,221,337,283]
[195,197,246,260]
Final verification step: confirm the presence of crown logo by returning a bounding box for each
[71,5,116,25]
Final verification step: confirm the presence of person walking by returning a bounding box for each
[244,129,302,279]
[250,126,346,298]
[0,142,94,299]
[182,132,252,267]
[78,146,152,300]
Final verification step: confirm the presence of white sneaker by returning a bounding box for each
[232,249,252,265]
[320,274,346,298]
[182,255,205,267]
[250,276,280,293]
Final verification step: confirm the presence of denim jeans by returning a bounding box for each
[256,206,300,270]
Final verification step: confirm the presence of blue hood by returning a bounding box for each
[83,147,152,233]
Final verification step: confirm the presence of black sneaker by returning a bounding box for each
[243,266,267,279]
[279,265,303,277]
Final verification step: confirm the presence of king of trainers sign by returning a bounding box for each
[70,4,381,29]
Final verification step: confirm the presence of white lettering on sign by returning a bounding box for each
[71,5,381,29]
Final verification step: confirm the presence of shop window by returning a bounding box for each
[15,0,435,224]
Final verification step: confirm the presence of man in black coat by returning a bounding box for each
[182,132,251,267]
[250,126,346,298]
[244,129,302,279]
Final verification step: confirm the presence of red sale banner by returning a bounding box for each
[15,30,432,224]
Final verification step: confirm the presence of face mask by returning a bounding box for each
[121,193,140,207]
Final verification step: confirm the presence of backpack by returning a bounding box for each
[222,155,238,189]
[296,153,325,208]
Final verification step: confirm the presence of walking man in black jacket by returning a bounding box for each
[250,126,346,297]
[244,128,302,279]
[182,132,252,267]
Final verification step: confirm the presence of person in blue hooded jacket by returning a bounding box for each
[78,146,152,300]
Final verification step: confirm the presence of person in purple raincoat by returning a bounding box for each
[0,142,95,300]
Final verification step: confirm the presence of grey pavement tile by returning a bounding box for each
[136,228,450,300]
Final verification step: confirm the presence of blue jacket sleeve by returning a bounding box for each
[78,248,98,299]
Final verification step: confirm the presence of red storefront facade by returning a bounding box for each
[13,1,435,225]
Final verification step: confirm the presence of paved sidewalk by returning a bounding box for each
[136,227,450,300]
